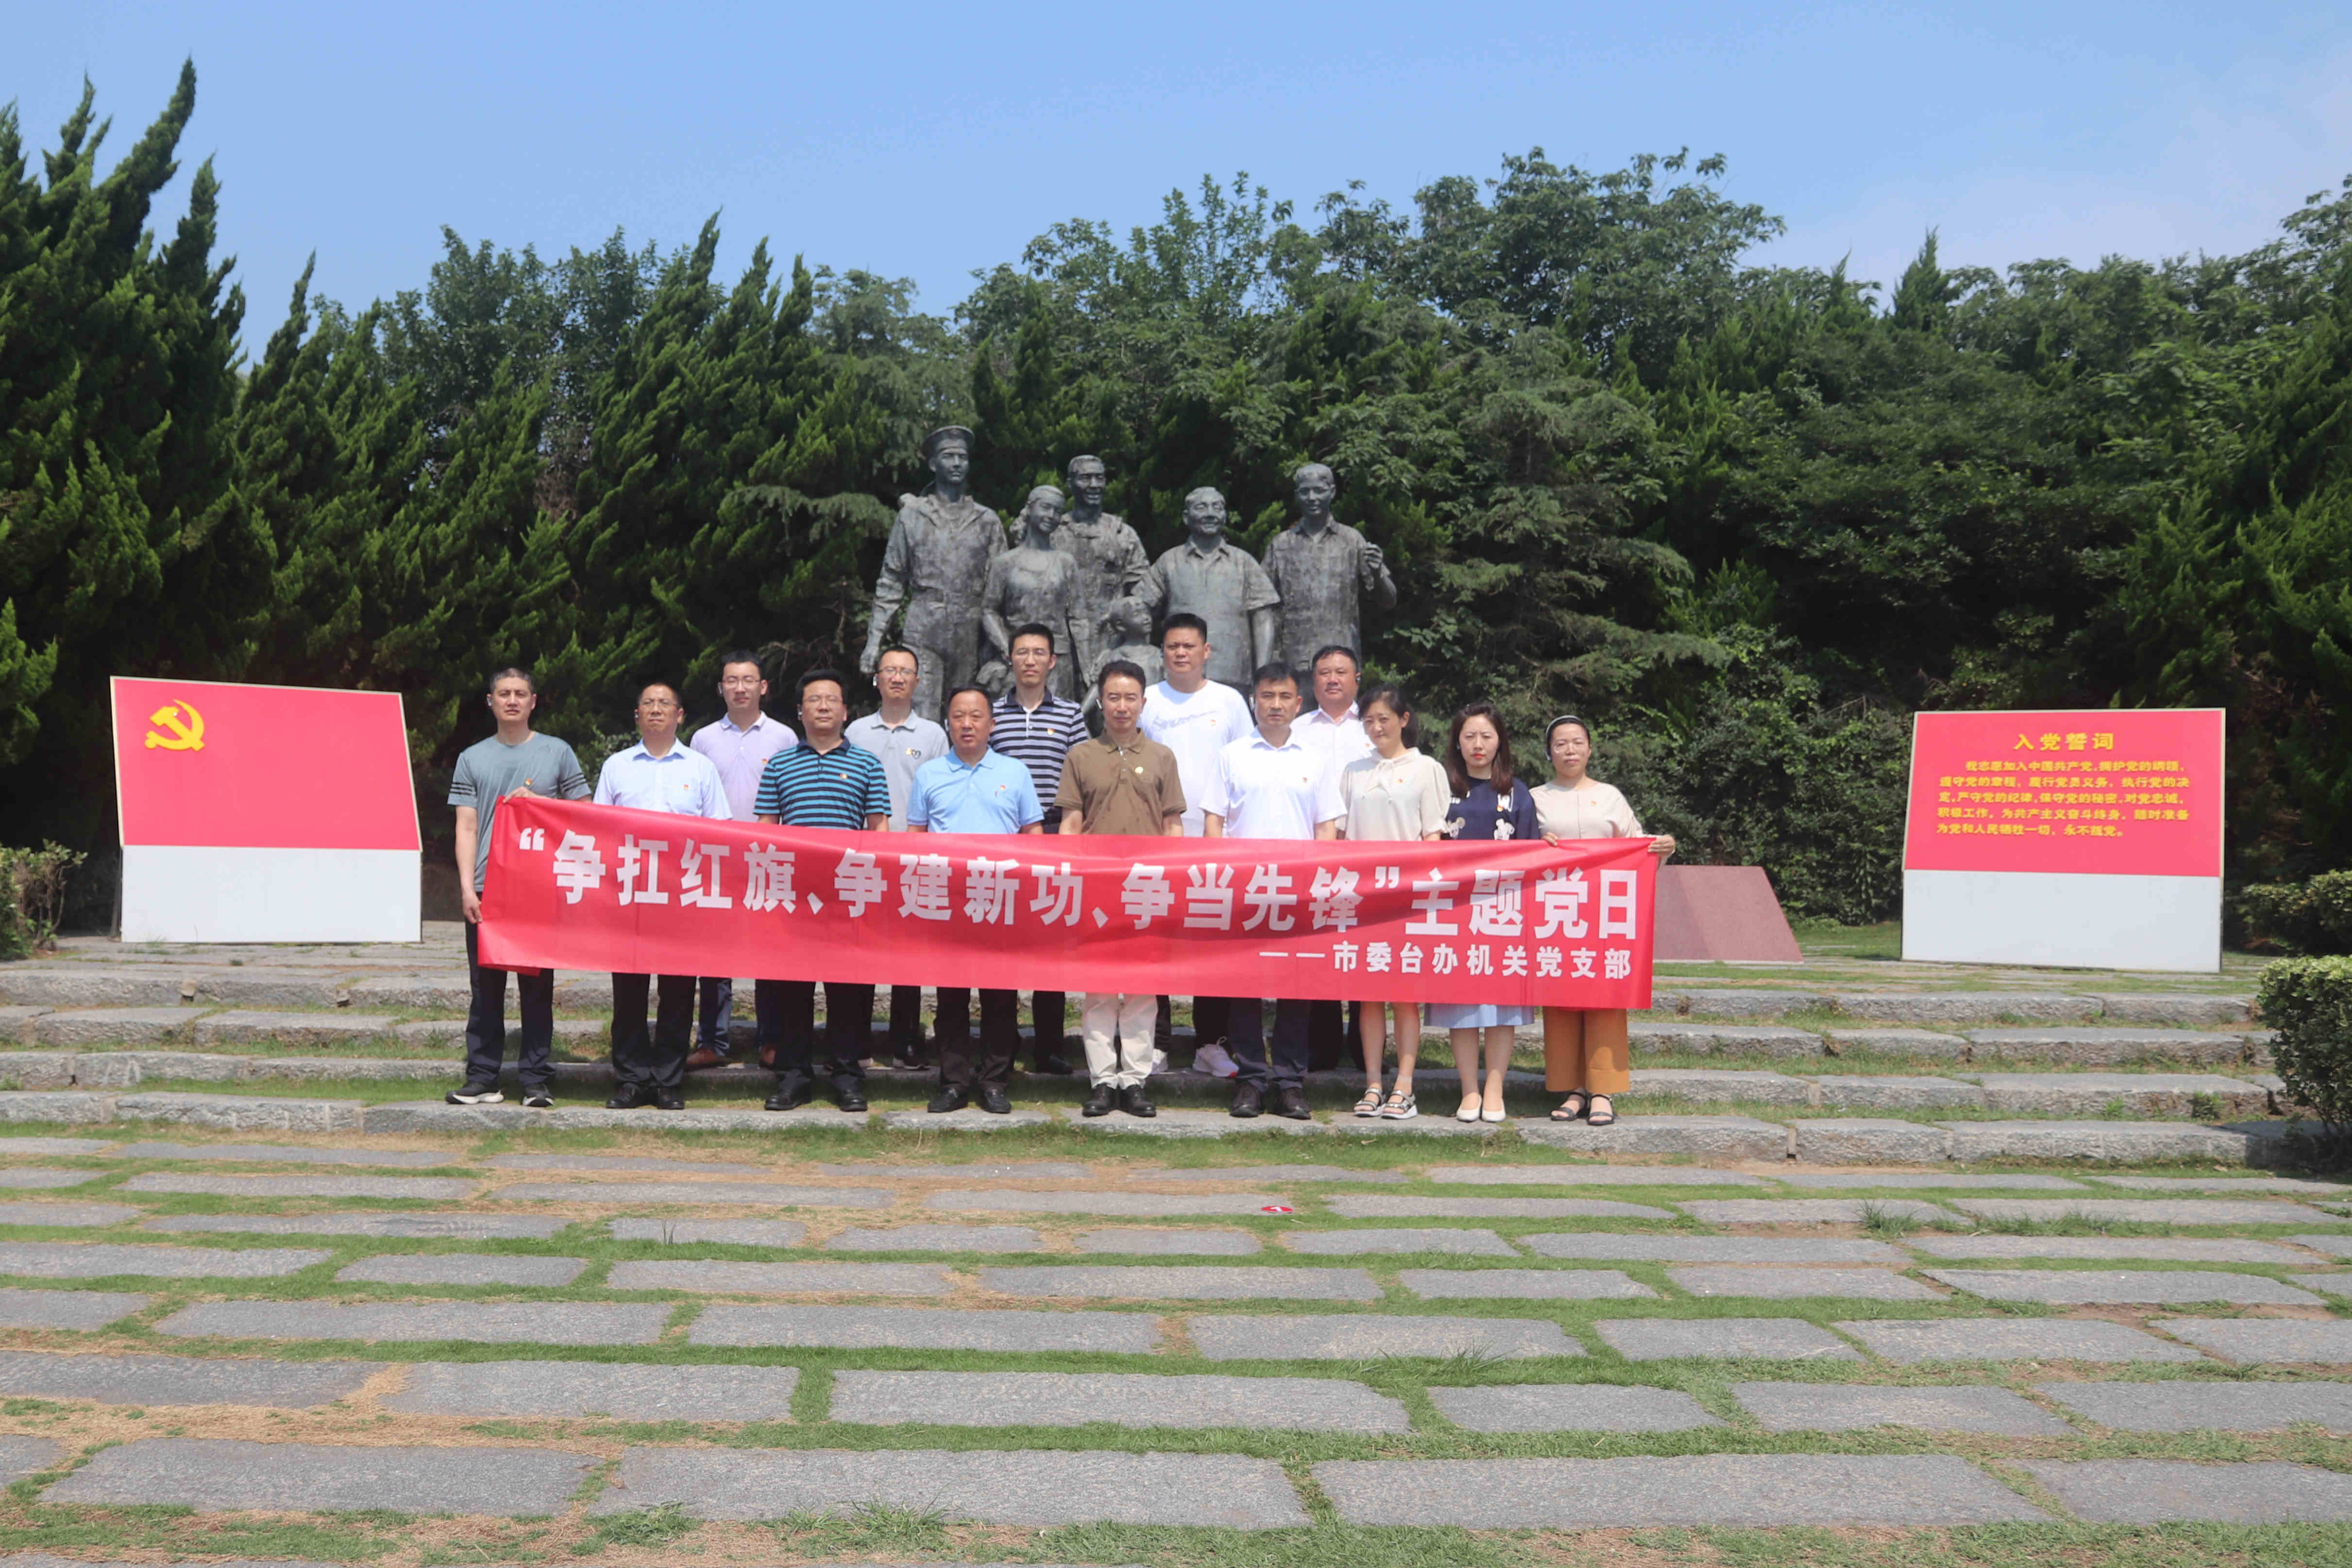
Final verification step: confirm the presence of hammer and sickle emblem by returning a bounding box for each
[144,701,206,752]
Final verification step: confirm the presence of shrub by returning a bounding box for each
[2240,870,2352,955]
[2257,955,2352,1147]
[0,843,86,960]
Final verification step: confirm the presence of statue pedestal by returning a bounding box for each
[1655,865,1803,964]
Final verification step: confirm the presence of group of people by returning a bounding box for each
[446,614,1672,1123]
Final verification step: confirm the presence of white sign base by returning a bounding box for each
[1902,869,2219,973]
[122,845,421,944]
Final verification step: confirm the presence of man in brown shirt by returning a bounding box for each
[1057,659,1185,1116]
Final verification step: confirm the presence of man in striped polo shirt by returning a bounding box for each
[990,624,1090,1076]
[754,668,891,1113]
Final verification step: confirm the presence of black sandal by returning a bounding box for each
[1586,1095,1616,1128]
[1551,1092,1588,1122]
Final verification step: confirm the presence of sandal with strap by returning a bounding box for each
[1586,1095,1617,1128]
[1379,1090,1418,1120]
[1551,1092,1589,1122]
[1353,1085,1385,1117]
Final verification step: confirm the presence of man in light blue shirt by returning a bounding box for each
[906,686,1042,1114]
[685,650,797,1069]
[592,681,732,1110]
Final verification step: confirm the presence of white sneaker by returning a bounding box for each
[1151,1048,1170,1075]
[1191,1042,1240,1078]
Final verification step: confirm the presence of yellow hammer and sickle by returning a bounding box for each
[144,701,205,752]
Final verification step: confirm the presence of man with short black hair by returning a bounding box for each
[687,650,798,1071]
[595,681,732,1110]
[1296,643,1370,1071]
[846,644,947,1069]
[1204,662,1342,1120]
[990,622,1089,1075]
[755,668,891,1113]
[446,668,590,1109]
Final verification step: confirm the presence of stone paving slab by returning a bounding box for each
[2155,1317,2352,1363]
[1132,1164,1405,1183]
[44,1437,596,1515]
[382,1360,801,1420]
[1943,1121,2266,1163]
[1667,1266,1941,1301]
[487,1153,777,1176]
[1949,1197,2335,1225]
[594,1445,1309,1528]
[1402,1268,1655,1299]
[2293,1233,2352,1258]
[2044,1380,2352,1432]
[0,1242,328,1279]
[1427,1383,1718,1432]
[816,1161,1098,1180]
[926,1189,1291,1215]
[2024,1458,2352,1523]
[0,1435,64,1484]
[607,1218,808,1247]
[691,1303,1161,1353]
[1910,1235,2314,1263]
[1516,1114,1790,1160]
[1324,1195,1676,1219]
[153,1212,567,1239]
[1967,1072,2268,1117]
[1681,1198,1962,1224]
[0,1350,374,1408]
[1595,1317,1860,1362]
[0,1170,97,1189]
[1427,1164,1765,1186]
[1075,1228,1260,1255]
[1285,1228,1516,1256]
[494,1180,889,1207]
[878,1108,1059,1133]
[1188,1313,1581,1360]
[2296,1273,2352,1296]
[1838,1317,2207,1363]
[0,1201,143,1227]
[607,1260,956,1295]
[1783,1171,2087,1190]
[829,1224,1041,1252]
[979,1265,1378,1300]
[120,1171,472,1200]
[336,1253,589,1287]
[2094,1175,2352,1195]
[0,1138,110,1156]
[1923,1267,2324,1306]
[1732,1381,2071,1434]
[110,1141,455,1167]
[1312,1453,2045,1526]
[1077,1108,1326,1138]
[0,1287,151,1329]
[831,1369,1409,1432]
[1788,1118,1951,1164]
[1525,1233,1907,1263]
[156,1299,670,1345]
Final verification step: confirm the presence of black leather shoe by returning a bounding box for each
[764,1084,811,1112]
[1082,1084,1117,1118]
[836,1091,869,1113]
[977,1085,1013,1114]
[605,1085,651,1109]
[1032,1052,1074,1075]
[1230,1082,1264,1118]
[1120,1084,1157,1118]
[655,1094,686,1111]
[928,1085,971,1113]
[1271,1085,1312,1120]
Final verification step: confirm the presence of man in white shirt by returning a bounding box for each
[593,681,731,1110]
[845,645,948,1069]
[686,651,797,1071]
[1204,662,1342,1120]
[1294,642,1372,1071]
[1136,612,1253,1071]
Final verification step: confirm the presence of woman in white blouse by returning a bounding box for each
[1531,714,1675,1126]
[1338,684,1449,1119]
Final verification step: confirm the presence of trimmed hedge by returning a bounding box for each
[2258,955,2352,1146]
[2241,870,2352,955]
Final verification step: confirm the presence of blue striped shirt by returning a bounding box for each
[754,739,891,828]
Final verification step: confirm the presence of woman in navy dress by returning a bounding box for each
[1429,702,1538,1122]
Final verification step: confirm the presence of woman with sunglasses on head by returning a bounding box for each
[1336,683,1450,1120]
[1431,703,1539,1123]
[1531,714,1675,1127]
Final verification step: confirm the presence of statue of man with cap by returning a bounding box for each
[862,426,1006,721]
[1054,454,1149,687]
[1262,461,1397,671]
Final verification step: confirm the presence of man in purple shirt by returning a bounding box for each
[685,650,798,1069]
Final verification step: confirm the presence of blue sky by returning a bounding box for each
[15,2,2351,342]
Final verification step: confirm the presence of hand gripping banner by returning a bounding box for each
[479,797,1657,1008]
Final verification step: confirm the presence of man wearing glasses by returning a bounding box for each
[593,681,732,1109]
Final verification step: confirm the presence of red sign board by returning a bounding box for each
[1902,708,2222,878]
[111,677,420,850]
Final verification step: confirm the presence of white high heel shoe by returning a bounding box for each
[1455,1095,1482,1123]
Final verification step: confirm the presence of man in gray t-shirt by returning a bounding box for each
[445,669,590,1108]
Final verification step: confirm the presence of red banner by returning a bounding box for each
[479,797,1657,1007]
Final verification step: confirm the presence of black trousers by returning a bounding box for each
[611,973,694,1097]
[463,922,555,1092]
[765,978,871,1096]
[1307,999,1364,1072]
[885,985,924,1056]
[1192,995,1232,1048]
[1228,996,1312,1090]
[1029,991,1066,1064]
[936,986,1019,1091]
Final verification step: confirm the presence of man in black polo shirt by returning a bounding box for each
[753,668,892,1113]
[989,623,1090,1076]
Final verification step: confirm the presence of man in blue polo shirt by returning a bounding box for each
[907,686,1043,1113]
[754,668,891,1113]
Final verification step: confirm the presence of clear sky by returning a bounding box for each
[14,1,2351,341]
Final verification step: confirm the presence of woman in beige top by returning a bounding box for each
[1531,714,1675,1126]
[1338,684,1449,1120]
